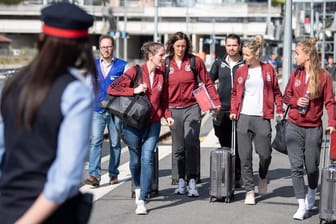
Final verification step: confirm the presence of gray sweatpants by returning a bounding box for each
[170,104,201,180]
[237,114,272,192]
[286,121,322,199]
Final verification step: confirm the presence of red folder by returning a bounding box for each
[192,84,215,112]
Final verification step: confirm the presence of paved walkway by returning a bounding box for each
[83,114,321,224]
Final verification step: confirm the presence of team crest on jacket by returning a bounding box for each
[294,79,301,87]
[169,67,174,75]
[158,82,163,92]
[220,62,228,68]
[185,64,192,72]
[266,72,271,82]
[237,76,243,84]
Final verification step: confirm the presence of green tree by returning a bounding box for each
[0,0,23,4]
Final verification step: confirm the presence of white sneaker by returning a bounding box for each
[293,207,307,220]
[187,178,199,197]
[135,188,140,205]
[174,178,186,194]
[135,200,147,215]
[305,188,316,210]
[244,190,255,205]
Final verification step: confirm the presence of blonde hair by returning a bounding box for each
[243,34,264,59]
[296,36,320,99]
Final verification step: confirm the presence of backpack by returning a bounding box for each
[164,54,198,84]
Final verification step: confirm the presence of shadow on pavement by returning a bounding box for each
[267,168,292,180]
[257,185,295,203]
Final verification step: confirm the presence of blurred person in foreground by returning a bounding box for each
[0,2,97,223]
[283,37,336,220]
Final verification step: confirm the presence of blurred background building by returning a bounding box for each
[0,0,336,68]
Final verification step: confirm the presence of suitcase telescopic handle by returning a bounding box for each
[231,120,236,156]
[323,131,331,169]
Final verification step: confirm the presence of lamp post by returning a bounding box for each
[266,0,271,38]
[321,0,326,68]
[153,0,159,42]
[186,0,190,36]
[310,0,314,37]
[282,0,292,90]
[115,16,120,58]
[123,0,128,61]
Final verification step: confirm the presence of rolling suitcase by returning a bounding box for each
[319,133,336,224]
[209,121,236,203]
[131,147,159,198]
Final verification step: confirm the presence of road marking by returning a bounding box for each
[80,145,172,201]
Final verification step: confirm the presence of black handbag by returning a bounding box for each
[271,106,289,155]
[100,65,151,129]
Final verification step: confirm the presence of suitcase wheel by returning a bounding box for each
[131,191,135,199]
[320,219,327,224]
[225,195,234,203]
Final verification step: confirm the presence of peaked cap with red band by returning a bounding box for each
[41,2,93,39]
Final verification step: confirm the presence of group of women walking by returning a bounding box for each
[110,32,335,221]
[230,34,335,221]
[0,1,334,222]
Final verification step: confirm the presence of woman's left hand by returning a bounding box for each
[166,117,174,127]
[134,83,147,94]
[212,106,221,117]
[277,113,284,120]
[327,126,336,134]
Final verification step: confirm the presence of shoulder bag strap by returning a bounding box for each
[189,54,199,85]
[284,68,300,118]
[164,57,170,80]
[132,64,142,87]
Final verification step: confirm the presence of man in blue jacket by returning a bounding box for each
[84,35,127,187]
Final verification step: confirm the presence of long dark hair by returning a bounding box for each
[165,31,192,58]
[1,34,98,130]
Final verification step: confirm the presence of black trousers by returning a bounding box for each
[213,111,241,181]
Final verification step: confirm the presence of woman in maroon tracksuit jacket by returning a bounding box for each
[283,37,336,221]
[107,42,174,215]
[165,32,220,197]
[230,35,284,205]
